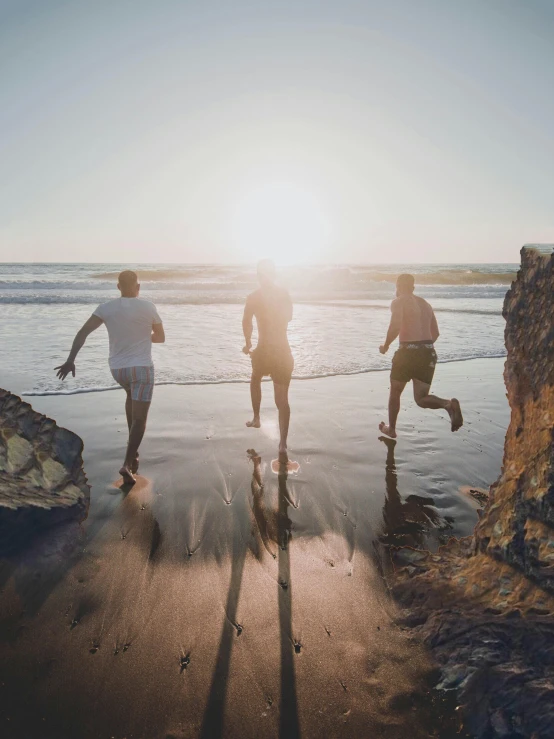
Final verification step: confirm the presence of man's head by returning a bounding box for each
[117,270,140,297]
[396,273,415,297]
[257,259,276,287]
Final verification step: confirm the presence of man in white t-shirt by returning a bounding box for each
[55,270,165,485]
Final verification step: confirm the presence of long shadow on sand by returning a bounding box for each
[200,451,301,739]
[276,464,302,739]
[199,527,248,738]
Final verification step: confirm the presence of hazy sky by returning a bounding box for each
[1,0,553,264]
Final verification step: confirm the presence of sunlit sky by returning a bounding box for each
[1,0,553,264]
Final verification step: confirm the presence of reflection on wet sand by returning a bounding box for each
[271,457,301,476]
[379,436,448,549]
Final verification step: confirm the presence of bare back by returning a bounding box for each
[247,285,292,350]
[395,295,438,343]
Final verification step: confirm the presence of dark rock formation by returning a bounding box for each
[0,389,89,554]
[475,244,554,582]
[389,245,554,739]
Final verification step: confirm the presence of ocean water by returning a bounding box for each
[0,263,516,396]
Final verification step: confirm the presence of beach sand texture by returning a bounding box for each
[0,359,508,738]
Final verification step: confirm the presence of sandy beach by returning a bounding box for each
[0,358,508,738]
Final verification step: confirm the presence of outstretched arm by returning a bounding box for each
[379,299,403,354]
[242,297,254,354]
[55,315,103,380]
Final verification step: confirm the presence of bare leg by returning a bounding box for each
[125,391,139,473]
[379,380,407,438]
[413,380,463,431]
[246,372,262,428]
[125,390,132,430]
[120,400,150,484]
[274,381,291,460]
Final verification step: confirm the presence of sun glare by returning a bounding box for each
[229,182,331,265]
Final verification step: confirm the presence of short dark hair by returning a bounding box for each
[396,273,415,293]
[118,270,138,290]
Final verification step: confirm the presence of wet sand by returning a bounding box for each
[0,359,508,738]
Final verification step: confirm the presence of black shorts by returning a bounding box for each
[251,346,294,385]
[391,345,437,385]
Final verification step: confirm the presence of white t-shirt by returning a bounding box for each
[93,297,162,370]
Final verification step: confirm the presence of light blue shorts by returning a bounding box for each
[111,366,155,402]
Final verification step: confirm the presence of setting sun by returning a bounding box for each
[229,182,332,264]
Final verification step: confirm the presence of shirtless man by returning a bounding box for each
[378,273,463,438]
[242,260,294,461]
[55,270,165,484]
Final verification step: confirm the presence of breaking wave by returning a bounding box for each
[91,267,516,286]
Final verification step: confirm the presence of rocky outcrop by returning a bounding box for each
[389,245,554,738]
[474,245,554,581]
[0,389,89,554]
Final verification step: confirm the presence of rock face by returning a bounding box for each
[474,244,554,583]
[389,246,554,739]
[0,389,89,554]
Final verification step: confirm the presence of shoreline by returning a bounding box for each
[17,354,508,398]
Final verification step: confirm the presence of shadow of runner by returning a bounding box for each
[245,450,301,738]
[277,466,301,739]
[199,527,247,739]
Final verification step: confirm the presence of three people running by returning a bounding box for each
[56,265,462,484]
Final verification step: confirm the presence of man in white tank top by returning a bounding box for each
[55,270,165,484]
[378,273,463,438]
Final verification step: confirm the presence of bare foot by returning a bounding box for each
[379,421,397,439]
[246,417,261,428]
[448,398,463,432]
[130,454,139,474]
[119,465,136,486]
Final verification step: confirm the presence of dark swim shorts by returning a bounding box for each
[251,346,294,385]
[391,343,437,385]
